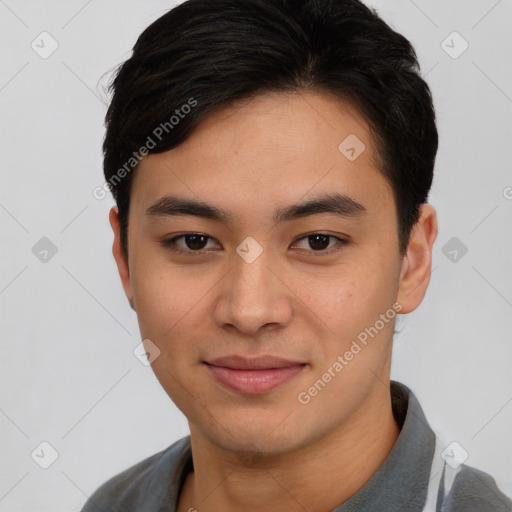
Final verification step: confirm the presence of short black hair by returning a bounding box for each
[103,0,438,259]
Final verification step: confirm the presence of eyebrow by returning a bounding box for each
[145,193,367,224]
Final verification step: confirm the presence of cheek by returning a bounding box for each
[131,266,210,404]
[130,262,207,346]
[300,264,398,344]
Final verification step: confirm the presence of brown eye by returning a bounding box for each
[182,234,209,250]
[307,234,330,250]
[292,233,348,254]
[160,233,220,254]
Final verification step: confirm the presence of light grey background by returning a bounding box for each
[1,1,511,510]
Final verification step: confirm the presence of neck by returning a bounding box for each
[178,379,401,512]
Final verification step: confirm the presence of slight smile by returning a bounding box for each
[203,355,307,395]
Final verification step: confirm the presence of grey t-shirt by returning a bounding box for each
[81,381,512,511]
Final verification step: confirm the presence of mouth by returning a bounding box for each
[203,355,307,395]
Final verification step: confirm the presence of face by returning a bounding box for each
[110,90,437,457]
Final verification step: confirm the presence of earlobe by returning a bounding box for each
[109,206,135,311]
[396,203,438,314]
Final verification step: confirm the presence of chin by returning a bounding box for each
[194,409,318,460]
[210,429,303,459]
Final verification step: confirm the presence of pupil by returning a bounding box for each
[309,234,329,250]
[186,234,207,250]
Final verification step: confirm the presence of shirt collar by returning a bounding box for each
[332,380,435,511]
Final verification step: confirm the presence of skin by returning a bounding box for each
[109,90,438,512]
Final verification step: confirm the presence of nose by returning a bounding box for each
[213,244,293,336]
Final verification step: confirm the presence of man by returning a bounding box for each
[82,0,512,510]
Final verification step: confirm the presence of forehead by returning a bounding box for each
[130,90,393,223]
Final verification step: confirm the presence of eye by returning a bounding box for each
[160,232,349,256]
[291,233,348,254]
[160,233,220,254]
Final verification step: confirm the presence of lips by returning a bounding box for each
[204,355,306,395]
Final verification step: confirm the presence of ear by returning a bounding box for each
[396,203,438,314]
[109,206,135,311]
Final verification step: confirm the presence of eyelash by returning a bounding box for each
[160,233,349,256]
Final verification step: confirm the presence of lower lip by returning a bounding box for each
[205,363,305,395]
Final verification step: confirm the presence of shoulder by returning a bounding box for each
[442,463,512,512]
[80,436,191,512]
